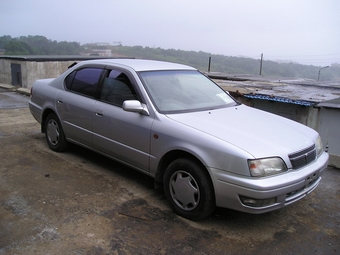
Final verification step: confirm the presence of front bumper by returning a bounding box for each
[210,152,329,214]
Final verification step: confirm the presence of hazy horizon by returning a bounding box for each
[1,0,339,67]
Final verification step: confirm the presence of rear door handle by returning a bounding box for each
[95,112,103,117]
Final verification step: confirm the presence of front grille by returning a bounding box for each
[286,173,319,200]
[289,145,316,169]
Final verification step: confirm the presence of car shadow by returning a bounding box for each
[65,143,156,191]
[42,140,288,224]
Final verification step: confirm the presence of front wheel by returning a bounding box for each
[45,113,68,152]
[163,158,216,220]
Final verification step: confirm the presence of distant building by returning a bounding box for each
[81,49,112,57]
[82,43,114,56]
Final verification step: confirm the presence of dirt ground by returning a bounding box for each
[0,91,339,255]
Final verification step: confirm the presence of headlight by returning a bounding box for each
[248,157,287,177]
[315,136,324,156]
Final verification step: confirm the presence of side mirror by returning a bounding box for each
[122,100,149,116]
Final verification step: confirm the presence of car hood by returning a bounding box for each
[166,105,317,158]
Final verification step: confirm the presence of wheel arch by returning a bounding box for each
[41,108,57,133]
[154,149,214,190]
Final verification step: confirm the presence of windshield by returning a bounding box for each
[139,70,237,113]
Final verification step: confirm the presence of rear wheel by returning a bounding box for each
[45,113,68,152]
[163,158,215,220]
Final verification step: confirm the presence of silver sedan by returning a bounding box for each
[29,59,329,220]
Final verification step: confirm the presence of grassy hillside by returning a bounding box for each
[110,45,340,81]
[1,35,339,81]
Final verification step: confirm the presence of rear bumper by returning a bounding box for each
[28,101,42,124]
[210,152,329,213]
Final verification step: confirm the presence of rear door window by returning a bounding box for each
[65,68,103,97]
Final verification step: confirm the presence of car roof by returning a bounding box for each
[79,58,196,72]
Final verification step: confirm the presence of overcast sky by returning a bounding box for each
[1,0,339,66]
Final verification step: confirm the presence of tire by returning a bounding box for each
[163,158,216,220]
[45,113,68,152]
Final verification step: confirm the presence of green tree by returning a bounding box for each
[0,35,12,49]
[4,40,33,55]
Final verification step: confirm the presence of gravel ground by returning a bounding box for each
[0,91,339,255]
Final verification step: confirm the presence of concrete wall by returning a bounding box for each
[25,61,73,88]
[318,107,340,168]
[0,59,75,88]
[0,59,14,85]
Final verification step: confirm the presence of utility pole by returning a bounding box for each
[208,57,211,72]
[259,53,263,76]
[317,66,329,81]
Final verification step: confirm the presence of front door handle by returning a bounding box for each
[95,108,103,117]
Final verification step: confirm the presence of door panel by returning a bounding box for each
[92,101,153,171]
[56,90,95,147]
[56,67,103,147]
